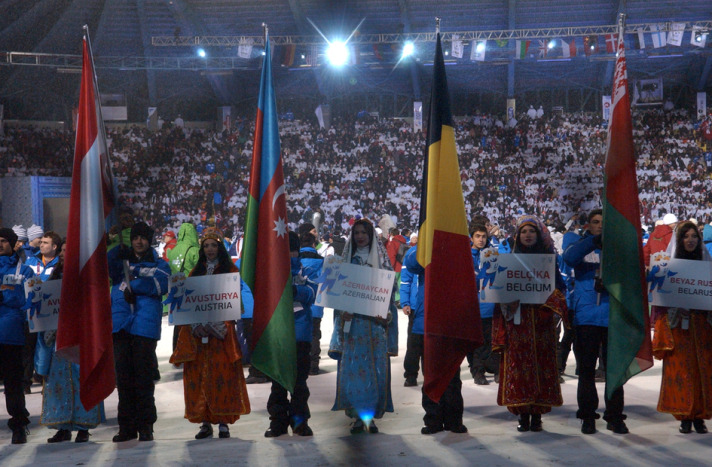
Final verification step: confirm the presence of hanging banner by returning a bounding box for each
[315,256,395,319]
[451,35,464,58]
[506,99,516,121]
[698,92,707,120]
[602,95,612,121]
[413,101,423,132]
[25,278,61,333]
[648,255,712,310]
[238,38,254,59]
[165,272,242,325]
[218,106,232,132]
[477,251,556,304]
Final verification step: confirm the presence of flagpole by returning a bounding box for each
[435,17,440,35]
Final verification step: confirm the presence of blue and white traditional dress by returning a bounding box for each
[329,231,398,421]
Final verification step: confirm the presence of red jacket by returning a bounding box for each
[386,235,407,272]
[643,224,673,267]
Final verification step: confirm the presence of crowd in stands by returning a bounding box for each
[2,107,712,240]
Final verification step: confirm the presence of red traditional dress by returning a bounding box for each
[652,308,712,421]
[493,289,567,415]
[169,262,250,424]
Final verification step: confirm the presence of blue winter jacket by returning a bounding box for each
[299,247,324,319]
[0,254,35,345]
[233,258,254,319]
[292,253,318,342]
[108,247,171,340]
[400,247,423,334]
[25,251,60,281]
[704,224,712,256]
[560,231,581,310]
[562,233,609,327]
[402,246,427,335]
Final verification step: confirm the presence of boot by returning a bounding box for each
[473,369,489,386]
[530,414,543,432]
[517,414,530,432]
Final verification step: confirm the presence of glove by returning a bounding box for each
[44,330,57,347]
[191,324,208,338]
[592,234,602,250]
[123,288,137,305]
[117,244,132,261]
[205,322,227,340]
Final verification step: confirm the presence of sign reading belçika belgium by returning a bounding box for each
[315,256,395,319]
[647,253,712,310]
[477,250,556,304]
[165,272,242,325]
[24,278,61,332]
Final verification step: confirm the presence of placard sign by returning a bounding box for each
[477,251,556,304]
[315,256,395,318]
[165,272,242,325]
[24,278,61,333]
[648,254,712,310]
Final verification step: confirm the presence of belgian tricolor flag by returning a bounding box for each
[417,34,482,402]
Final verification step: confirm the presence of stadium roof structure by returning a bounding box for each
[1,0,711,121]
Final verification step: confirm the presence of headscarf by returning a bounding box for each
[341,218,393,271]
[665,221,712,262]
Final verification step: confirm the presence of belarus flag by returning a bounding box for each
[417,34,482,402]
[56,35,116,411]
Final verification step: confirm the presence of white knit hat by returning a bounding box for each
[662,214,678,225]
[27,224,44,241]
[12,225,28,242]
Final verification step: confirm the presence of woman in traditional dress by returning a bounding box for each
[652,221,712,434]
[493,215,567,432]
[329,218,398,434]
[38,242,105,443]
[170,228,250,439]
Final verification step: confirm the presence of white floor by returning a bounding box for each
[0,313,710,466]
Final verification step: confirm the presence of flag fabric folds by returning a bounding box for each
[562,38,577,58]
[602,29,653,399]
[241,36,297,392]
[56,37,116,411]
[605,34,617,53]
[650,24,667,48]
[515,40,530,59]
[417,34,483,403]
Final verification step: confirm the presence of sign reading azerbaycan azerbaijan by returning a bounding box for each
[477,250,556,304]
[165,272,242,325]
[315,256,395,319]
[24,278,61,332]
[647,253,712,310]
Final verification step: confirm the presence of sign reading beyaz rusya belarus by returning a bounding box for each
[477,250,556,304]
[24,278,61,332]
[165,272,242,325]
[315,256,395,319]
[647,253,712,310]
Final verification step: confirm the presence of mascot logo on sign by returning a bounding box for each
[26,278,51,330]
[646,251,678,301]
[315,257,348,304]
[477,247,507,300]
[163,273,193,323]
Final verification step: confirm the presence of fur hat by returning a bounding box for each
[130,222,154,241]
[0,228,19,247]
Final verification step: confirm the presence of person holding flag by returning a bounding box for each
[413,24,482,434]
[108,222,171,442]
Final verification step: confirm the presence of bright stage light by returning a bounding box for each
[548,40,556,49]
[326,41,349,67]
[197,48,206,58]
[402,42,415,58]
[476,42,486,53]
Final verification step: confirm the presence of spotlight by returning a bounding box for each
[548,40,556,49]
[402,42,415,59]
[694,30,708,42]
[326,40,349,67]
[197,48,206,58]
[301,54,306,59]
[444,50,449,56]
[476,42,486,53]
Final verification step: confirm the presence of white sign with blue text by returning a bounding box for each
[648,254,712,310]
[166,272,241,325]
[315,256,394,318]
[24,278,61,333]
[477,251,556,304]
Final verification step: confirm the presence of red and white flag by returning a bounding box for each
[605,34,617,53]
[56,36,116,411]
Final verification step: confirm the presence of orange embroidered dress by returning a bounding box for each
[169,262,250,424]
[493,289,567,415]
[652,309,712,421]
